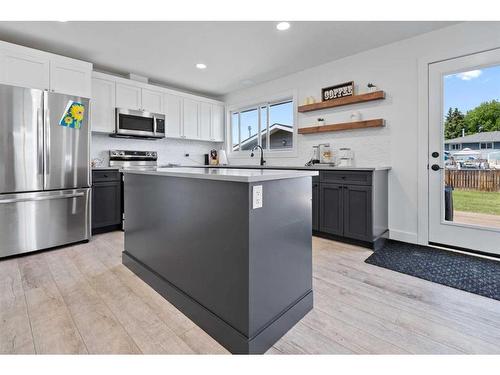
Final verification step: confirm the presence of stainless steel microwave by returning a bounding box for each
[115,108,166,139]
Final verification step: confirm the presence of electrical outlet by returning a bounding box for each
[252,185,263,209]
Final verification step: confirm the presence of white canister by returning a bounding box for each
[218,149,228,165]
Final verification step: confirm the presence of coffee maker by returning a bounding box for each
[311,145,321,164]
[308,143,335,165]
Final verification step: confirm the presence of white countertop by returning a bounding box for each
[123,167,318,183]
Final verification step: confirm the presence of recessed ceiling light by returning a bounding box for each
[196,63,207,70]
[276,22,290,31]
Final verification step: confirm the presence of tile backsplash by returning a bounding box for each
[91,133,222,167]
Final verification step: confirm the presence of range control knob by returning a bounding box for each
[119,151,125,156]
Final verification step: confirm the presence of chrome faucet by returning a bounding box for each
[250,145,266,166]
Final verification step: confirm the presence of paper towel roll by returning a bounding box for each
[218,149,228,165]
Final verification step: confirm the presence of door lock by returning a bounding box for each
[431,164,442,171]
[431,152,439,158]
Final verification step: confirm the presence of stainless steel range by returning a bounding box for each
[109,150,158,170]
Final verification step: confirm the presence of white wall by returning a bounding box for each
[91,133,222,166]
[223,22,500,244]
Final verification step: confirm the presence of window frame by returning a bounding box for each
[480,142,493,149]
[227,90,298,158]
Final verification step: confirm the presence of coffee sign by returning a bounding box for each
[322,81,354,101]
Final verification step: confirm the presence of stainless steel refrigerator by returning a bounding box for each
[0,83,91,258]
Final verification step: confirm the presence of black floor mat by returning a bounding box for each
[365,241,500,301]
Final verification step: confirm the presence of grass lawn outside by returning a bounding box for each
[452,189,500,216]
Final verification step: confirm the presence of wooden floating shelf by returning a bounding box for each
[298,119,385,135]
[298,91,385,112]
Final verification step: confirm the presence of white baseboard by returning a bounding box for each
[388,229,418,244]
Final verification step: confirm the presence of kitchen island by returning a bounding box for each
[121,167,318,354]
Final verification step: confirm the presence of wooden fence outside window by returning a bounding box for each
[445,170,500,192]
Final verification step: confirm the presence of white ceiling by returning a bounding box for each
[0,21,456,98]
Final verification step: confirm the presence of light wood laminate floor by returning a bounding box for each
[1,232,499,354]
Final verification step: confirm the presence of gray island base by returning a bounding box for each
[122,168,317,354]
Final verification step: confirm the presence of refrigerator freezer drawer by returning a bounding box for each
[0,188,90,258]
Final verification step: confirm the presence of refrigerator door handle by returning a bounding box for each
[44,101,50,180]
[37,107,44,176]
[0,192,85,204]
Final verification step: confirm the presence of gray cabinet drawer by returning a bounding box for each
[92,170,121,183]
[319,171,372,185]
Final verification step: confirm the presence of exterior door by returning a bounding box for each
[429,48,500,255]
[0,84,44,194]
[44,91,90,190]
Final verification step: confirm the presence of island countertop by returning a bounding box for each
[122,167,318,183]
[176,165,391,172]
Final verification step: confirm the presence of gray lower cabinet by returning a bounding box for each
[343,184,373,241]
[92,170,122,234]
[319,183,343,236]
[314,169,388,248]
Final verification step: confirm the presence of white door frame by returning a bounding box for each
[417,44,500,248]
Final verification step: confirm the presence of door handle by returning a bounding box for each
[431,164,443,171]
[37,107,44,175]
[0,192,85,204]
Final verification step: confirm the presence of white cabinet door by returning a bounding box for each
[211,104,225,142]
[91,76,116,133]
[165,93,183,138]
[116,83,142,110]
[0,49,49,90]
[183,98,200,140]
[141,88,164,113]
[49,58,92,97]
[199,102,212,141]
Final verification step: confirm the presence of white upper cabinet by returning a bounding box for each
[50,57,92,97]
[91,74,116,133]
[211,104,225,142]
[0,41,92,96]
[183,98,200,140]
[141,88,164,113]
[199,102,212,141]
[0,48,50,90]
[116,83,142,110]
[86,69,225,141]
[165,93,183,138]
